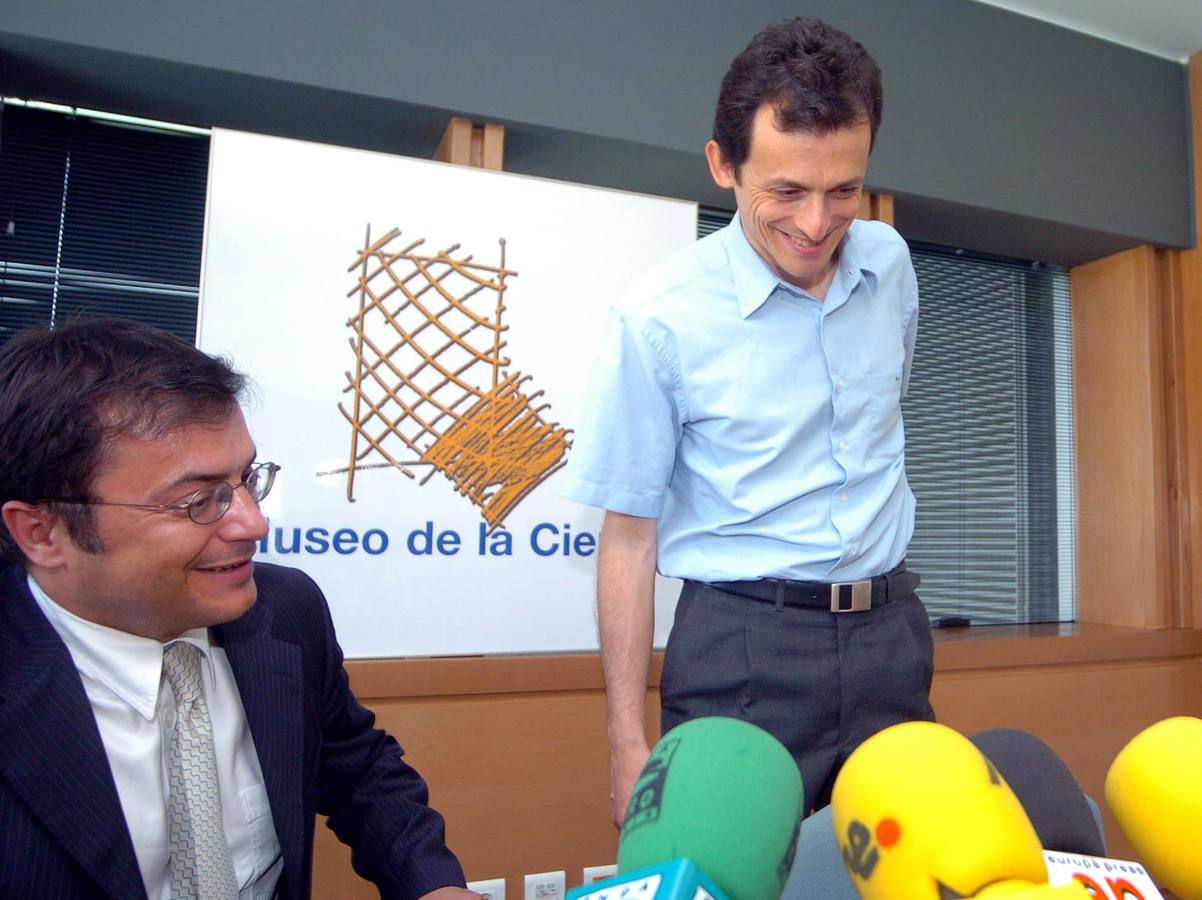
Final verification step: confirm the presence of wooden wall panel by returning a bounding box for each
[1160,247,1194,628]
[312,690,627,898]
[433,117,505,170]
[1071,245,1172,627]
[312,655,662,899]
[1064,49,1202,629]
[857,192,895,225]
[1169,52,1202,631]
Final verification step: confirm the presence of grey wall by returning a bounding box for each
[0,0,1193,265]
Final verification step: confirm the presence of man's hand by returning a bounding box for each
[418,888,483,899]
[610,741,652,829]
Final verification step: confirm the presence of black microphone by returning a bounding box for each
[969,728,1106,857]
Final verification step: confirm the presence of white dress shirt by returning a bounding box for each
[29,575,283,900]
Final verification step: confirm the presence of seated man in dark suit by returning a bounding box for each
[0,318,479,900]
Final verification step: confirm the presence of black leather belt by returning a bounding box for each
[705,562,918,613]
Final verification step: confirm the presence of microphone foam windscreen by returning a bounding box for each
[970,728,1105,857]
[831,721,1046,900]
[974,882,1090,898]
[1105,716,1202,900]
[617,716,803,900]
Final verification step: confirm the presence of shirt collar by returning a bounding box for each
[721,214,880,317]
[27,574,214,722]
[721,213,780,318]
[836,221,880,297]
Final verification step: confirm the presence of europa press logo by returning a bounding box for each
[332,225,573,531]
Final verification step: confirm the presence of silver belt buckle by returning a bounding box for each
[830,580,872,613]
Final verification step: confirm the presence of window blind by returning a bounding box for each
[0,102,209,345]
[905,246,1074,624]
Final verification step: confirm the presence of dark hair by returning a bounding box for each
[0,317,246,563]
[713,17,883,174]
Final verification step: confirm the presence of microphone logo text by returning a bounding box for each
[842,819,880,880]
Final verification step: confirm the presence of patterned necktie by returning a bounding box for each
[162,640,239,900]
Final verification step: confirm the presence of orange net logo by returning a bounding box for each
[335,226,572,530]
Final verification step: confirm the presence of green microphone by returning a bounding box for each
[617,716,804,900]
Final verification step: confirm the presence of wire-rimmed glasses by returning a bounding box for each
[41,461,281,525]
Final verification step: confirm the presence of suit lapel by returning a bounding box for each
[217,597,305,897]
[0,570,147,900]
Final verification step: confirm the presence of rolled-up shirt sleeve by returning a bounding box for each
[559,305,681,518]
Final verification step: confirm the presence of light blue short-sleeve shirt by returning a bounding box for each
[560,215,918,583]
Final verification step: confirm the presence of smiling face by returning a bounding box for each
[35,408,269,641]
[707,104,870,300]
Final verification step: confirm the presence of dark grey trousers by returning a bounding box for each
[659,580,936,811]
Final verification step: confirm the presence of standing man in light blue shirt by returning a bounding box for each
[560,17,935,825]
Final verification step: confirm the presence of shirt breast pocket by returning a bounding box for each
[239,781,282,898]
[867,368,902,403]
[847,369,905,461]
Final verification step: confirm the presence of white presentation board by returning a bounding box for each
[198,128,696,657]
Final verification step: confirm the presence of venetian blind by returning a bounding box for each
[0,102,209,345]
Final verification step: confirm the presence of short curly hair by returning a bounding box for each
[713,17,883,175]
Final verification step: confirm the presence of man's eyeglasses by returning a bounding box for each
[42,462,281,526]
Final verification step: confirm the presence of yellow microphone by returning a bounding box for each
[974,883,1093,898]
[1105,716,1202,900]
[831,721,1088,900]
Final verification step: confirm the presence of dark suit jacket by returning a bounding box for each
[0,562,466,899]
